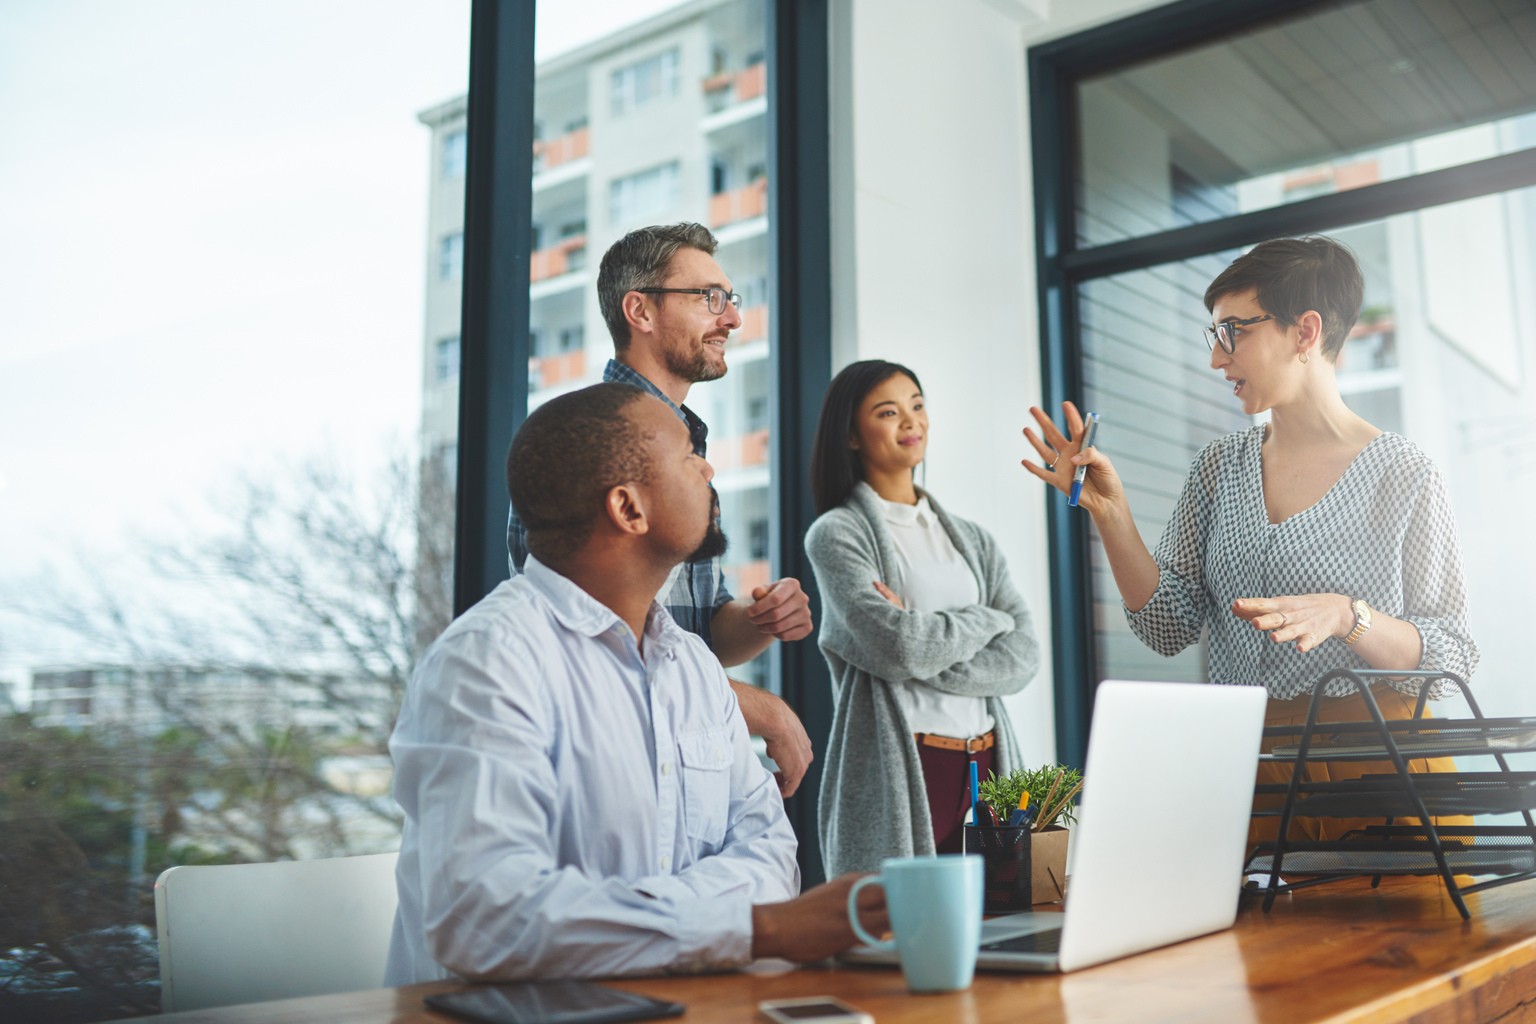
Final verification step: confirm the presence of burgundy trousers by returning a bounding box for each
[916,739,995,854]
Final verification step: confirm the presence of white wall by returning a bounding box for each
[828,0,1171,764]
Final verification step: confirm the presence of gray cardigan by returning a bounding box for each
[804,482,1041,877]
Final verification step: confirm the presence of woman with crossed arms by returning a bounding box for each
[806,360,1041,877]
[1022,236,1478,845]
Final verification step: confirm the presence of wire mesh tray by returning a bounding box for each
[1250,669,1536,919]
[1265,719,1536,761]
[1247,846,1536,876]
[1252,773,1536,818]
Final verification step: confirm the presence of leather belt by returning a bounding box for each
[916,730,995,754]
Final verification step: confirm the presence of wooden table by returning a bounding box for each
[139,875,1536,1024]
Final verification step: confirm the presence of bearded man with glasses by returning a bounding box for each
[507,222,816,799]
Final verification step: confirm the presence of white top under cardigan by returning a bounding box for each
[879,495,994,739]
[805,482,1040,876]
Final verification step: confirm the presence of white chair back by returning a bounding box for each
[154,851,399,1012]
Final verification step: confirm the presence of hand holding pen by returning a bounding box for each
[1020,400,1127,518]
[1022,400,1162,614]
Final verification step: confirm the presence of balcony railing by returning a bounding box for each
[1282,158,1379,199]
[530,234,587,283]
[709,428,769,473]
[726,560,771,599]
[528,349,585,392]
[533,126,589,174]
[702,62,766,111]
[709,179,767,229]
[732,305,767,346]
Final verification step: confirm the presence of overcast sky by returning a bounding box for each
[0,0,690,684]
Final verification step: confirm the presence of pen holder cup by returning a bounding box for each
[964,824,1032,914]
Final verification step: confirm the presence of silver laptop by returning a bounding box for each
[843,680,1267,973]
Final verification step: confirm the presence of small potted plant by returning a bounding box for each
[977,764,1081,904]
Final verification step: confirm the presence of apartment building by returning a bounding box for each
[27,664,377,739]
[417,0,773,683]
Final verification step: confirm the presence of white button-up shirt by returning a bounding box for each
[880,495,994,739]
[384,557,799,984]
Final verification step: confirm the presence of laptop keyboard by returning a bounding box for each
[981,927,1062,954]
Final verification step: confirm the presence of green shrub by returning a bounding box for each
[978,763,1083,830]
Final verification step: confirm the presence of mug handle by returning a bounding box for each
[847,875,896,952]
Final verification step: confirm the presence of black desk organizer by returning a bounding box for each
[1246,667,1536,919]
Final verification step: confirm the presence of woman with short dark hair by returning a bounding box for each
[1022,235,1477,845]
[805,360,1040,877]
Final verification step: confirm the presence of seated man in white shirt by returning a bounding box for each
[386,382,885,983]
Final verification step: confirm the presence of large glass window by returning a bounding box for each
[0,5,469,1018]
[1077,0,1536,246]
[1049,0,1536,759]
[1081,188,1536,721]
[1079,252,1250,684]
[523,0,777,696]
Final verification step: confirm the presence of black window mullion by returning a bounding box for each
[454,0,536,616]
[769,0,833,887]
[1064,147,1536,284]
[1031,44,1097,770]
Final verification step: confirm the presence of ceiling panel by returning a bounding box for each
[1081,0,1536,184]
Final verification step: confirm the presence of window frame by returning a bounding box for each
[442,128,468,179]
[610,46,681,117]
[1029,0,1536,767]
[608,161,682,225]
[438,231,465,280]
[435,334,461,382]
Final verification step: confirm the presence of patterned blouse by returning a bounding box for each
[1125,427,1478,700]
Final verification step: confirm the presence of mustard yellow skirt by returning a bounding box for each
[1249,686,1471,851]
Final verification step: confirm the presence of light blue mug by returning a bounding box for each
[847,854,984,992]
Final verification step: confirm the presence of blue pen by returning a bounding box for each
[1069,412,1100,507]
[968,761,981,825]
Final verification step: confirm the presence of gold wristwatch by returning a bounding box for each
[1343,598,1374,645]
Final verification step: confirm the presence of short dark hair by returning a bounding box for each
[597,223,719,350]
[506,383,654,563]
[810,360,924,515]
[1203,235,1364,361]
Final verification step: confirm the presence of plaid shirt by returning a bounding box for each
[506,359,734,648]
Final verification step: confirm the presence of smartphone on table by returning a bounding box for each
[758,996,874,1024]
[424,981,684,1024]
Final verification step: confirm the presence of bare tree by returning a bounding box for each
[1,445,456,1019]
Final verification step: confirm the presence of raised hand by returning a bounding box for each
[1020,401,1125,518]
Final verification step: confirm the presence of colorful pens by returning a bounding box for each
[1007,791,1031,828]
[1069,412,1099,507]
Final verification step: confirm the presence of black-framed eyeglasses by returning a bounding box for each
[635,286,742,316]
[1203,314,1274,354]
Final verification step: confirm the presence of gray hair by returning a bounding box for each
[597,223,719,349]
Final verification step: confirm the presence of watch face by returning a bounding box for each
[1353,599,1372,625]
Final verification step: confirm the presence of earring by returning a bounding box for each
[1299,352,1309,364]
